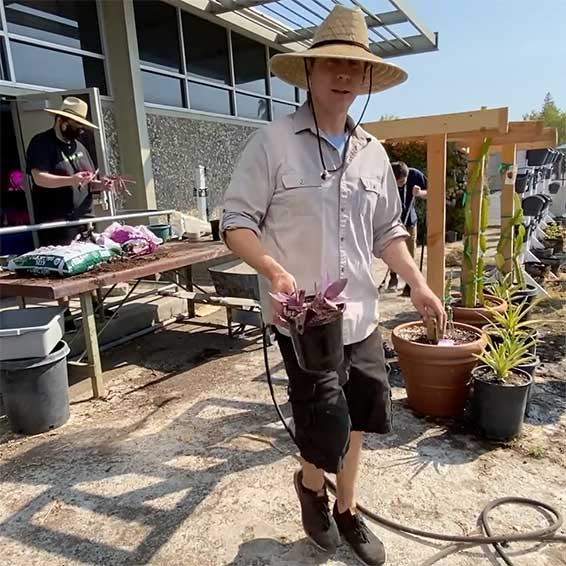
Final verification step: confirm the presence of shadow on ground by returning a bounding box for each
[0,393,292,565]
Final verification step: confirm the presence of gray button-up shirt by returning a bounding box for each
[221,103,408,345]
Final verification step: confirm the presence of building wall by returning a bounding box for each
[101,106,121,176]
[147,112,255,218]
[101,104,257,217]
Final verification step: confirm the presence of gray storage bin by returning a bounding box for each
[0,306,66,361]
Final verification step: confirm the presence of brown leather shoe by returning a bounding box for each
[333,502,386,565]
[294,470,340,552]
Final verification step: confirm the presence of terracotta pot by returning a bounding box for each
[451,294,507,328]
[392,322,486,417]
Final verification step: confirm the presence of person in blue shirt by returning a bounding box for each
[388,161,427,296]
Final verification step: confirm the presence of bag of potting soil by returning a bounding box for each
[7,241,118,277]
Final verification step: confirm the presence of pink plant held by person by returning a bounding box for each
[92,174,136,197]
[270,278,347,334]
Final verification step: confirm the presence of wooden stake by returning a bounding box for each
[426,133,447,299]
[500,144,517,274]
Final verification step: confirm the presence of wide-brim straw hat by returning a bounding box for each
[270,5,407,94]
[45,96,98,129]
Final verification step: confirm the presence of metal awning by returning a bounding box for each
[177,0,438,58]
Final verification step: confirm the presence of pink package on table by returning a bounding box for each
[98,222,162,256]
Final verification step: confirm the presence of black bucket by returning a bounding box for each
[472,366,531,440]
[210,219,221,241]
[289,314,344,372]
[517,357,540,417]
[0,341,70,435]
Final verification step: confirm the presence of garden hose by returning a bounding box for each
[262,330,566,565]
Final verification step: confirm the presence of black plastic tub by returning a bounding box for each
[289,314,344,373]
[0,341,70,435]
[472,366,531,440]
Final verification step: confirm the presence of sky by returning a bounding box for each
[352,0,566,123]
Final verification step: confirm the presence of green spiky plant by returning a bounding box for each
[461,138,492,307]
[475,333,533,383]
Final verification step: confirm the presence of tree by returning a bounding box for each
[523,92,566,144]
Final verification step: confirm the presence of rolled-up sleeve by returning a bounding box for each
[372,161,409,258]
[221,129,274,239]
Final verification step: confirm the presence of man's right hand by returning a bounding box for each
[270,270,297,317]
[70,172,94,189]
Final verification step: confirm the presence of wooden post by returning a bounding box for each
[426,133,447,299]
[462,140,485,305]
[80,292,104,398]
[500,144,517,274]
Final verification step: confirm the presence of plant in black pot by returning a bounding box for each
[472,332,533,441]
[271,278,347,372]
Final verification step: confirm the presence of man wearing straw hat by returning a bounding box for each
[222,6,445,565]
[26,96,99,247]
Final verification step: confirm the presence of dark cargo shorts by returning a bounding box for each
[276,328,392,474]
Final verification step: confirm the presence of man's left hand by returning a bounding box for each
[412,185,424,198]
[410,283,447,335]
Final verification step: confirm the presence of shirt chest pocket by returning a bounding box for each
[278,173,323,217]
[358,176,383,216]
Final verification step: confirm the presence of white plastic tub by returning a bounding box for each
[0,306,66,361]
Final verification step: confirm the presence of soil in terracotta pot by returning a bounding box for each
[398,325,478,345]
[474,365,530,386]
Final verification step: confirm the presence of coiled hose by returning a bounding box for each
[262,330,566,565]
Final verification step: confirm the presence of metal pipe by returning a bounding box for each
[0,210,176,236]
[97,315,181,353]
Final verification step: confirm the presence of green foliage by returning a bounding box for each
[523,92,566,145]
[476,334,533,382]
[496,191,526,287]
[461,138,492,308]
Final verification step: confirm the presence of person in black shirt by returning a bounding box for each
[388,161,427,296]
[26,97,98,247]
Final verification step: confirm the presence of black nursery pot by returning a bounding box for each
[510,284,538,308]
[289,313,344,372]
[472,366,532,441]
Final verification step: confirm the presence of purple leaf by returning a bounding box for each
[324,278,348,300]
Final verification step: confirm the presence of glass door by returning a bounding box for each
[11,87,113,248]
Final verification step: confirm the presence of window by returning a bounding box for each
[269,49,296,102]
[132,0,300,120]
[142,70,184,107]
[5,0,102,53]
[183,13,230,85]
[1,0,107,92]
[189,81,232,115]
[11,40,107,93]
[232,32,267,95]
[273,101,297,120]
[134,0,181,73]
[236,93,269,121]
[0,39,9,81]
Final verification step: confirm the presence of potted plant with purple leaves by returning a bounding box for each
[271,278,347,372]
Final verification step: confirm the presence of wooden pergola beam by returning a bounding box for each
[380,121,546,145]
[426,134,447,299]
[364,107,508,140]
[491,127,558,152]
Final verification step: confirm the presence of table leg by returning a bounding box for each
[80,292,104,398]
[185,266,196,318]
[16,296,26,309]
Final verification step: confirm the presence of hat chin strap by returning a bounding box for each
[303,60,373,180]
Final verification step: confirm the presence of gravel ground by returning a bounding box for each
[0,262,565,566]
